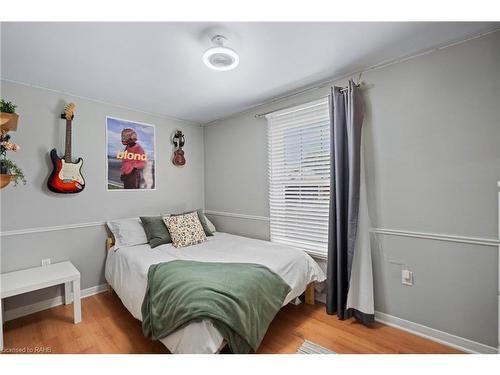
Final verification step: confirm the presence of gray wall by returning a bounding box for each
[204,32,500,347]
[0,81,205,309]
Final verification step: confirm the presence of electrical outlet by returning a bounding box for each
[402,269,413,286]
[41,258,51,267]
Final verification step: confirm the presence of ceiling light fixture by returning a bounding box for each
[202,35,239,71]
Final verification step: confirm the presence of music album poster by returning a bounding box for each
[106,117,156,190]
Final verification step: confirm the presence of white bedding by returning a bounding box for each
[105,232,326,353]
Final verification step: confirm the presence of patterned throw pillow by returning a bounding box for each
[163,211,207,248]
[170,209,214,237]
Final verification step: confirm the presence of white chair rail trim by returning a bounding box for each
[1,214,498,249]
[204,210,270,222]
[0,221,105,237]
[206,210,499,247]
[371,228,499,247]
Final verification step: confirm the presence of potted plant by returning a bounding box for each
[0,99,19,131]
[0,157,26,188]
[0,99,25,188]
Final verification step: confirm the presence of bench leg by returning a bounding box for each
[64,282,73,305]
[72,278,81,324]
[305,283,315,305]
[0,298,3,351]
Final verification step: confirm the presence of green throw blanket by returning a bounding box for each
[142,260,291,353]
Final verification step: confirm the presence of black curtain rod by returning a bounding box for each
[254,85,354,118]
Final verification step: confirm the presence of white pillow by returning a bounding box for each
[106,218,148,249]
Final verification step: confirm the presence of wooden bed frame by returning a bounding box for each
[105,236,315,304]
[106,236,115,293]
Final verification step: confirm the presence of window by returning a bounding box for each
[266,98,330,258]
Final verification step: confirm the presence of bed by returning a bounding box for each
[104,231,326,353]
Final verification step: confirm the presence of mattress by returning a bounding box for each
[105,232,326,353]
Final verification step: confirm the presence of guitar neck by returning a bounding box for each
[64,119,72,162]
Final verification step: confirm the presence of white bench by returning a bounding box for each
[0,261,81,351]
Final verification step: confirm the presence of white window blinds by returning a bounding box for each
[266,98,331,257]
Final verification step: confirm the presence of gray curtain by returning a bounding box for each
[326,80,374,324]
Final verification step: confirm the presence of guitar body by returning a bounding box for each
[173,148,186,166]
[48,148,85,193]
[172,130,186,166]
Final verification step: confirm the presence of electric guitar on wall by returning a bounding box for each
[47,103,85,193]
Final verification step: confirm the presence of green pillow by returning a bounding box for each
[170,209,214,237]
[140,216,171,248]
[196,209,215,237]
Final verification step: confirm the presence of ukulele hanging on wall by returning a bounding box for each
[47,103,85,193]
[172,130,186,166]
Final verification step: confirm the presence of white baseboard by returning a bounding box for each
[3,283,108,322]
[375,311,498,354]
[313,293,496,354]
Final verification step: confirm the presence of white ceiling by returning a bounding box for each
[1,22,498,124]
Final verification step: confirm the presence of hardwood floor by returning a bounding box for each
[1,291,462,354]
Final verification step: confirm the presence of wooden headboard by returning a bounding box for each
[105,223,115,251]
[105,235,115,293]
[106,236,115,252]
